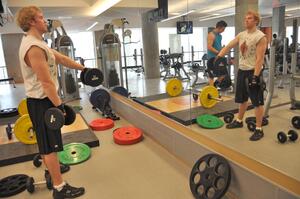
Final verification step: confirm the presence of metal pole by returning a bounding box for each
[133,49,137,68]
[290,19,298,109]
[191,45,194,64]
[140,48,144,71]
[122,23,129,90]
[264,39,276,116]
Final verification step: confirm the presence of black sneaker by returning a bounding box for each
[53,183,85,199]
[226,120,243,129]
[249,129,264,141]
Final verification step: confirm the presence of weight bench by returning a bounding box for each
[0,77,16,88]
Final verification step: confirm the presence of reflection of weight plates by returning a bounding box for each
[112,86,129,97]
[89,89,110,112]
[166,78,183,97]
[189,154,231,199]
[18,98,28,116]
[0,174,29,197]
[200,86,219,108]
[14,114,37,144]
[0,108,18,118]
[58,143,91,165]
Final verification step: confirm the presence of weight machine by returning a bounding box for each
[99,24,123,88]
[46,19,80,102]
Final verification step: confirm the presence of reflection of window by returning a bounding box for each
[0,35,7,79]
[69,32,96,67]
[286,26,300,45]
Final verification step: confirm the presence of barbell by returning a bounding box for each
[165,78,223,108]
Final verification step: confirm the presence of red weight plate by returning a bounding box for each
[113,126,143,145]
[89,118,114,131]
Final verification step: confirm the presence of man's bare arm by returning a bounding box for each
[52,49,84,71]
[254,37,267,76]
[25,46,62,106]
[217,35,240,57]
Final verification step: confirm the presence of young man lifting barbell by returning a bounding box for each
[215,10,267,141]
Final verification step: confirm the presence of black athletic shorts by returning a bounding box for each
[206,57,228,78]
[235,69,264,107]
[27,97,63,155]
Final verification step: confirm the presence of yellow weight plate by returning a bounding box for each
[166,78,183,97]
[200,86,219,108]
[18,98,28,116]
[14,114,37,144]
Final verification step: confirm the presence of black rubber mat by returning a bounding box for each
[0,114,99,167]
[133,92,252,126]
[165,100,254,125]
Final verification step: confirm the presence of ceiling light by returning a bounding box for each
[89,0,122,16]
[286,6,300,12]
[86,22,98,31]
[161,10,196,22]
[199,13,234,22]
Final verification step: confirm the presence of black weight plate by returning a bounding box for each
[0,108,18,118]
[44,108,65,130]
[64,105,76,125]
[0,174,29,197]
[245,117,269,126]
[189,154,231,199]
[80,70,86,85]
[84,68,104,87]
[247,121,256,132]
[112,86,129,97]
[291,116,300,129]
[223,113,234,124]
[90,89,110,112]
[193,94,198,101]
[33,154,42,168]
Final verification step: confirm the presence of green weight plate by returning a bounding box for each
[58,143,91,165]
[196,114,224,129]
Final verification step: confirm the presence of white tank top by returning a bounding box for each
[19,34,59,99]
[238,29,265,70]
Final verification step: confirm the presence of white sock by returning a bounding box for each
[236,118,243,123]
[256,127,262,131]
[54,181,66,192]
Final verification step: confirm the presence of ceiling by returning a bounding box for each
[0,0,299,34]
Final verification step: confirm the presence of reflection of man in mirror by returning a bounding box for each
[207,20,228,86]
[216,10,267,141]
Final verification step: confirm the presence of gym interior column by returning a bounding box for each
[141,13,160,79]
[93,30,105,69]
[272,6,285,40]
[234,0,258,90]
[1,34,24,83]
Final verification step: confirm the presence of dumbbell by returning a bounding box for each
[32,154,71,174]
[223,112,234,123]
[80,68,104,87]
[44,104,76,130]
[291,116,300,129]
[277,130,298,143]
[26,176,52,193]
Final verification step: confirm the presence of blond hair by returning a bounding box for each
[246,10,261,26]
[16,6,42,32]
